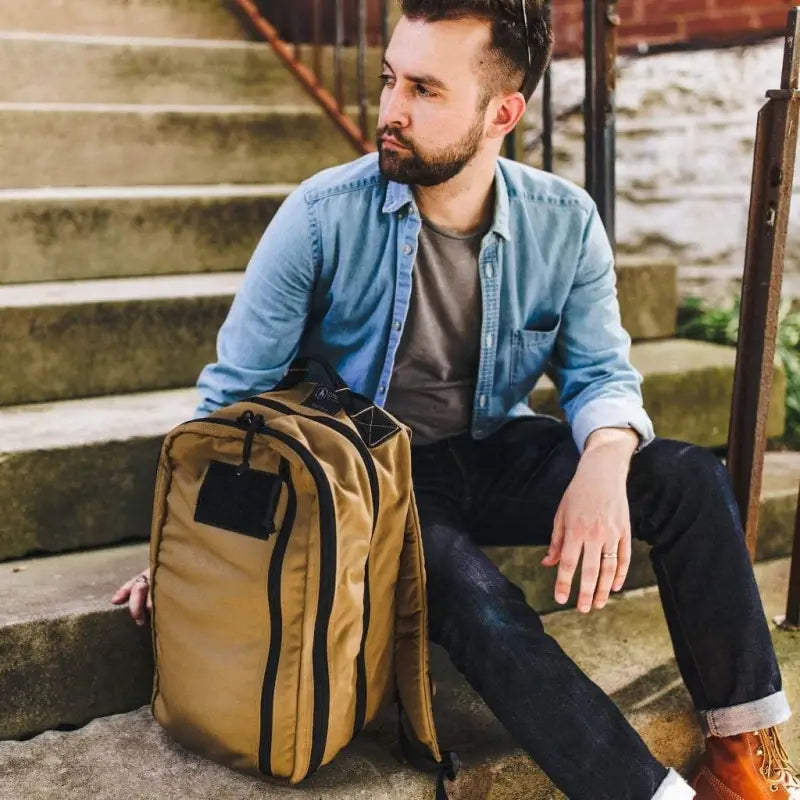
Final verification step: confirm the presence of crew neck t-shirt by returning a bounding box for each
[383,216,486,446]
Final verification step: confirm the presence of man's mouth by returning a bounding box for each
[380,134,410,151]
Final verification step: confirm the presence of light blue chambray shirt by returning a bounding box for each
[194,153,655,454]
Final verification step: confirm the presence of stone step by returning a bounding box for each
[0,32,385,107]
[532,338,786,448]
[0,185,291,283]
[0,190,677,336]
[0,380,796,564]
[0,103,360,188]
[0,0,250,40]
[0,273,241,406]
[0,258,676,407]
[0,551,796,796]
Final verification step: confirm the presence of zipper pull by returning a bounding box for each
[236,411,265,475]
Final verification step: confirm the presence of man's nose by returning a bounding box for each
[379,85,410,129]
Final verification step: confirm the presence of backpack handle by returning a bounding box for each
[273,356,350,394]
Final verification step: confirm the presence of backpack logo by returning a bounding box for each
[303,385,342,415]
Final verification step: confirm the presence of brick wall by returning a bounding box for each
[551,0,795,58]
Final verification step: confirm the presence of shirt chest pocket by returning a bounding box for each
[509,315,561,393]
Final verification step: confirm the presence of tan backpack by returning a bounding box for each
[148,358,458,796]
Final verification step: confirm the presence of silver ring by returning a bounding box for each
[135,575,149,583]
[600,553,618,559]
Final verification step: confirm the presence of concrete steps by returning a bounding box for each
[0,103,359,188]
[0,0,251,40]
[0,553,796,797]
[1,380,796,563]
[0,32,385,107]
[0,261,676,406]
[0,273,240,405]
[532,338,786,448]
[0,185,290,283]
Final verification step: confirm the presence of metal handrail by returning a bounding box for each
[724,8,800,627]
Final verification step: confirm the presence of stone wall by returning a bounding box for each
[523,37,800,302]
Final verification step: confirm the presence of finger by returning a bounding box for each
[612,531,632,592]
[542,510,565,567]
[111,577,136,604]
[593,547,618,609]
[577,539,602,613]
[554,535,582,605]
[146,588,152,613]
[129,582,149,626]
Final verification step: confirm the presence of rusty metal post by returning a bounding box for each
[334,0,346,108]
[542,65,553,172]
[727,8,800,559]
[312,0,323,83]
[786,485,800,627]
[584,0,618,251]
[542,0,553,172]
[357,0,369,140]
[380,0,390,47]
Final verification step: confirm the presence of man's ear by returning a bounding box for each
[486,92,527,141]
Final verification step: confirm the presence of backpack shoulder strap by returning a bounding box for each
[395,490,459,797]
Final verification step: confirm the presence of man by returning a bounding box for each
[113,1,797,797]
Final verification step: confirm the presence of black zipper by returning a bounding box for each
[259,457,296,774]
[187,415,337,775]
[244,396,380,737]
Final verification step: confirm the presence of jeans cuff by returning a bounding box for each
[651,768,695,799]
[699,690,792,737]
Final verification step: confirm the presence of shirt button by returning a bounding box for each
[485,264,495,279]
[403,244,413,255]
[479,394,487,408]
[379,384,387,393]
[393,320,402,331]
[485,333,494,348]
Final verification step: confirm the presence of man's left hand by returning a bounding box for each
[541,428,638,613]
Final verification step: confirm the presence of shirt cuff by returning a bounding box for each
[570,397,655,455]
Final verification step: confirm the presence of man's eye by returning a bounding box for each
[415,84,435,97]
[379,73,394,86]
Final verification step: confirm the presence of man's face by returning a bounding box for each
[377,16,493,186]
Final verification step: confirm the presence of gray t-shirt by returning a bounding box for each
[383,217,484,446]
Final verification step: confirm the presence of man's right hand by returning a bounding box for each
[111,568,151,626]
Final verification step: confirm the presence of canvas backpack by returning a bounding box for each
[148,357,458,796]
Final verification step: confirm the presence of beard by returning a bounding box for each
[376,113,485,187]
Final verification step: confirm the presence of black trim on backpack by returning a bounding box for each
[259,457,296,774]
[398,704,459,800]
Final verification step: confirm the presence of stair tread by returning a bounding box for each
[0,271,243,307]
[0,184,295,201]
[0,30,274,50]
[0,556,796,798]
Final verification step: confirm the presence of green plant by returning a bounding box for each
[677,295,800,448]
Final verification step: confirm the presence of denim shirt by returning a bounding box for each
[194,153,654,454]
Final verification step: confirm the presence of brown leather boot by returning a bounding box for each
[690,726,799,798]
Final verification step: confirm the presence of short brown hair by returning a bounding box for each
[399,0,552,102]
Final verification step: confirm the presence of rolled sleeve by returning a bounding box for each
[553,199,655,455]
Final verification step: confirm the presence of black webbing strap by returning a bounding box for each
[397,705,460,800]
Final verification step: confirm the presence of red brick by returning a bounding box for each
[683,10,758,39]
[619,17,682,40]
[753,6,796,33]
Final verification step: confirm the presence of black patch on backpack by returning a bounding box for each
[302,384,342,415]
[350,405,400,448]
[194,460,282,540]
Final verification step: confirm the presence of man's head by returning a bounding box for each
[377,0,552,186]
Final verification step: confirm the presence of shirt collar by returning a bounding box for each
[381,161,512,242]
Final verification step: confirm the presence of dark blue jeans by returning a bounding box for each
[410,417,784,800]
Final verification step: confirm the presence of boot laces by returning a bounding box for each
[756,728,800,793]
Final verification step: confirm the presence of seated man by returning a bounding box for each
[113,2,797,797]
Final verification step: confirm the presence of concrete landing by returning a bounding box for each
[0,558,796,799]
